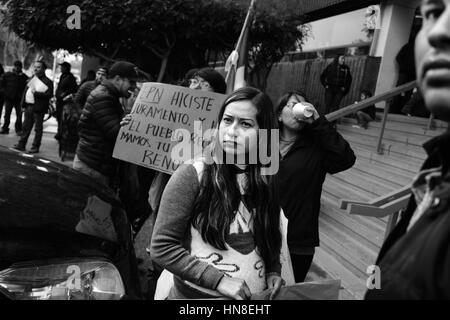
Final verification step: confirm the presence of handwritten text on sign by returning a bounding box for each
[113,83,226,174]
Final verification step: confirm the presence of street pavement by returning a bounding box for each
[0,113,72,165]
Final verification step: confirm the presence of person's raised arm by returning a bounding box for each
[312,116,356,174]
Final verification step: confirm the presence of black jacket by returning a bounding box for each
[56,72,78,105]
[365,130,450,299]
[26,75,54,113]
[320,63,353,95]
[73,80,99,110]
[76,80,124,178]
[1,71,29,102]
[279,117,356,249]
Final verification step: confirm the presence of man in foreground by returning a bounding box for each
[366,0,450,299]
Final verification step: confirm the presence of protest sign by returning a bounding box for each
[113,83,226,174]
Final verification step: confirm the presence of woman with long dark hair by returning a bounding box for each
[150,87,283,300]
[276,90,355,283]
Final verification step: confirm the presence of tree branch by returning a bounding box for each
[110,45,120,59]
[91,49,117,63]
[143,44,164,59]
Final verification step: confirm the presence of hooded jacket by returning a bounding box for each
[320,61,353,95]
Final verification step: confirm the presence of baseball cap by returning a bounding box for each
[59,61,71,70]
[109,61,141,82]
[97,67,108,75]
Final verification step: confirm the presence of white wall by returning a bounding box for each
[373,0,421,108]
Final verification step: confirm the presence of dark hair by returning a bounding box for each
[13,60,22,68]
[179,68,199,87]
[276,90,308,119]
[192,87,281,269]
[332,54,345,65]
[35,60,47,69]
[86,70,96,78]
[193,68,226,94]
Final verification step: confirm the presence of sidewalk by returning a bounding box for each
[0,113,73,167]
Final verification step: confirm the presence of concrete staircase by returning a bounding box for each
[309,114,448,299]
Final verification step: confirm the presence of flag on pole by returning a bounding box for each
[224,0,257,94]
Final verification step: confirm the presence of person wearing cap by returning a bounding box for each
[13,60,53,153]
[73,61,140,186]
[54,61,78,140]
[73,67,108,111]
[0,60,29,135]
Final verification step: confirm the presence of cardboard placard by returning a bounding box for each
[113,83,226,174]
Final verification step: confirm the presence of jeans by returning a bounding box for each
[18,105,44,149]
[290,253,314,283]
[2,99,23,133]
[324,87,345,114]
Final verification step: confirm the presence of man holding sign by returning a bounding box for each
[14,61,53,154]
[73,61,141,187]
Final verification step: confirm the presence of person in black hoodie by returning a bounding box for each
[0,60,29,135]
[276,90,356,282]
[320,55,353,115]
[54,62,78,140]
[365,0,450,300]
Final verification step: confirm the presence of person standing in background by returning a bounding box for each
[73,67,108,110]
[54,62,78,140]
[13,60,53,154]
[320,54,353,116]
[0,61,29,135]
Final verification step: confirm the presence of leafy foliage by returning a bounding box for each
[1,0,308,83]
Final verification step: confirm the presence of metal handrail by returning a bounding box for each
[340,184,411,210]
[340,187,412,241]
[325,81,421,154]
[325,81,417,122]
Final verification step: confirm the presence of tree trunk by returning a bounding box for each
[157,52,170,83]
[3,32,10,65]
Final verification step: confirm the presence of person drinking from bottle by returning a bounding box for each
[276,90,356,282]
